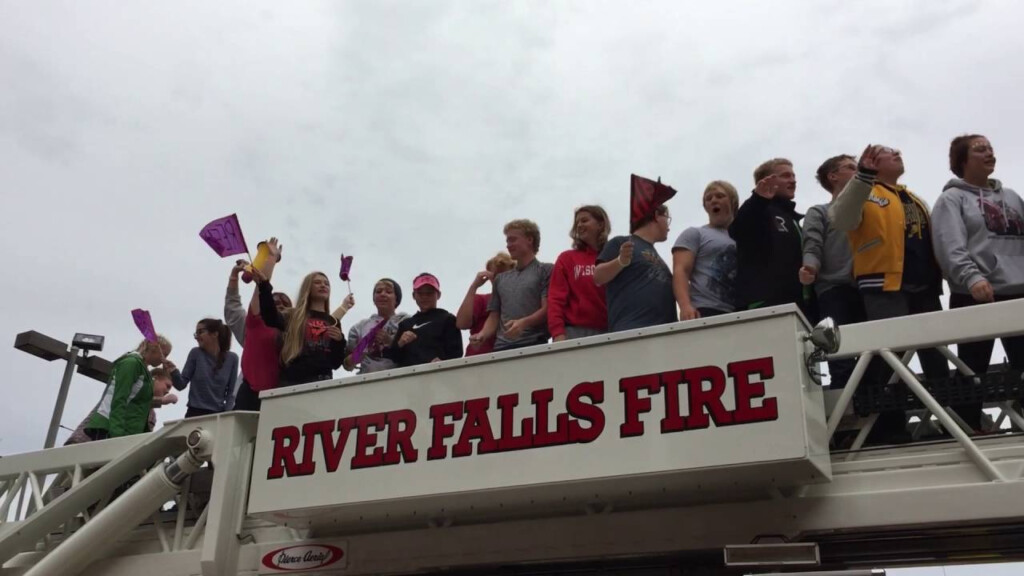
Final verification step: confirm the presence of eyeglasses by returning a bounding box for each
[877,146,900,156]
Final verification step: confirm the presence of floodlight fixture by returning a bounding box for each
[14,329,111,448]
[72,332,105,352]
[14,331,69,362]
[76,354,113,382]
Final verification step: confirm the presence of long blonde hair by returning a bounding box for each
[281,271,331,366]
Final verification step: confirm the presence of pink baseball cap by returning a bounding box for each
[412,273,440,291]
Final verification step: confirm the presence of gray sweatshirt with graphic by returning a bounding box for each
[931,178,1024,295]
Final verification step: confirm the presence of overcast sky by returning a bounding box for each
[2,1,1023,571]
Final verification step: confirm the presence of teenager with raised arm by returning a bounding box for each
[232,238,293,411]
[830,144,948,441]
[595,202,675,332]
[457,252,515,355]
[729,158,808,316]
[256,269,347,387]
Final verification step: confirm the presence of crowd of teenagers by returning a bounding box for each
[71,134,1024,447]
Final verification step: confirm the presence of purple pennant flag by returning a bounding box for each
[131,309,158,342]
[350,317,387,364]
[339,254,354,282]
[199,213,249,258]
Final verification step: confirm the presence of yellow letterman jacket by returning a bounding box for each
[828,171,933,292]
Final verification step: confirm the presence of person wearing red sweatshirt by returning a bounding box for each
[548,205,611,341]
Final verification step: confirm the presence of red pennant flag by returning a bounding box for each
[199,213,249,258]
[630,174,677,231]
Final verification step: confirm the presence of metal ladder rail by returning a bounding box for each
[0,420,192,565]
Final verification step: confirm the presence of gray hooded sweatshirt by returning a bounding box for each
[931,178,1024,295]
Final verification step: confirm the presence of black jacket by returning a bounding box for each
[728,193,807,312]
[386,308,463,367]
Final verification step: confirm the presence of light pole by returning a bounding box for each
[13,331,110,449]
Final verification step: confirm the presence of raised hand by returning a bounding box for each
[754,173,780,199]
[471,271,493,289]
[250,266,269,285]
[230,259,247,278]
[618,240,634,267]
[265,237,283,261]
[858,144,882,172]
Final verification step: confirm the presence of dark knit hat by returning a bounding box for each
[378,277,402,306]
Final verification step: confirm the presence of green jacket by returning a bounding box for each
[87,352,154,437]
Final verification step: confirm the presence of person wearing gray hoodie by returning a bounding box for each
[932,135,1024,401]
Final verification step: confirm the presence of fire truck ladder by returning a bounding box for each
[0,413,257,576]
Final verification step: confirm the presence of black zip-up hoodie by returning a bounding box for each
[385,307,463,367]
[728,192,806,312]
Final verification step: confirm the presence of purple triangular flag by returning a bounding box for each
[199,213,249,258]
[131,309,158,342]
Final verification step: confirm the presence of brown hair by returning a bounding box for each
[704,181,739,213]
[571,205,611,250]
[753,158,793,183]
[949,134,985,178]
[504,219,541,253]
[198,318,232,369]
[815,154,855,192]
[272,292,293,308]
[150,367,171,380]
